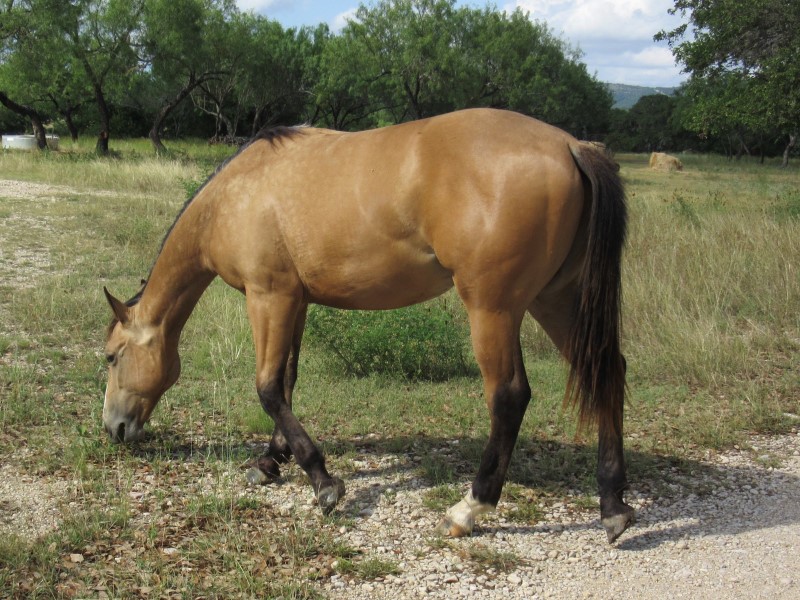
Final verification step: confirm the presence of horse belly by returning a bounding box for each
[302,246,453,310]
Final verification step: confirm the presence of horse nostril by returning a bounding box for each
[116,422,125,442]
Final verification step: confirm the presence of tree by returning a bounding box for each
[351,0,463,121]
[313,25,383,129]
[235,18,317,134]
[21,0,144,154]
[657,0,800,165]
[140,0,234,152]
[0,1,60,148]
[190,8,253,140]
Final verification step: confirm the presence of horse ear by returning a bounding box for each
[104,287,129,324]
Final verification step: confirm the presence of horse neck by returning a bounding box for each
[136,200,215,345]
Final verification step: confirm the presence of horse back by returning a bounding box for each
[199,109,587,310]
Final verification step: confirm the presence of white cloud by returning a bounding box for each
[505,0,677,41]
[236,0,297,14]
[628,46,677,68]
[501,0,686,86]
[330,8,358,32]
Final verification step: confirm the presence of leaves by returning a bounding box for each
[658,0,800,149]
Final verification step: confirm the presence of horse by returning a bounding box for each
[102,108,634,542]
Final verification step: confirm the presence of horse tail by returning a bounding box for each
[565,143,628,440]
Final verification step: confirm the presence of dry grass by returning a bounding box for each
[0,144,798,597]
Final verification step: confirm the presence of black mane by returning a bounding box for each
[252,125,305,146]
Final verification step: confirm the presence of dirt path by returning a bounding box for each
[288,430,800,599]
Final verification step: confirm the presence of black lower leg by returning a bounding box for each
[268,428,292,463]
[257,381,343,510]
[597,374,634,542]
[268,326,302,464]
[471,378,531,506]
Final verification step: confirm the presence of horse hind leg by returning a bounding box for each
[529,284,634,543]
[437,308,531,537]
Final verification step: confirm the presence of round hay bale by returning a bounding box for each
[649,152,683,172]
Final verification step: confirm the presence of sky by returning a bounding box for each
[234,0,687,88]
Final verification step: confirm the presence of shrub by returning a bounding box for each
[304,302,473,381]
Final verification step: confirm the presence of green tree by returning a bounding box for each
[351,0,462,121]
[46,0,143,154]
[236,18,317,134]
[657,0,800,165]
[313,25,379,129]
[0,0,80,147]
[140,0,234,152]
[190,8,252,139]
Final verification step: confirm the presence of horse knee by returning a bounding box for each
[258,380,284,416]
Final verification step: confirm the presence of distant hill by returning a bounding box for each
[608,83,677,109]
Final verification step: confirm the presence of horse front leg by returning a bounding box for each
[247,290,344,513]
[437,308,530,537]
[258,304,308,476]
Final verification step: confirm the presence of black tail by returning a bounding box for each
[566,144,628,440]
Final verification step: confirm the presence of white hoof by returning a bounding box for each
[436,492,493,537]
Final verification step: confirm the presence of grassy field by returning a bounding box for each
[0,139,798,598]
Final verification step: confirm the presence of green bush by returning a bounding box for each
[304,302,474,381]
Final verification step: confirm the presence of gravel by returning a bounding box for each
[248,429,800,599]
[0,462,73,540]
[3,430,797,598]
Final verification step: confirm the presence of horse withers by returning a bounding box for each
[102,108,633,542]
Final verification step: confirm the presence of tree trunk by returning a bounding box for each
[93,84,111,155]
[31,115,47,149]
[0,91,48,149]
[64,109,79,142]
[782,133,796,168]
[149,74,202,154]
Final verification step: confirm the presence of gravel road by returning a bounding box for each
[271,429,800,599]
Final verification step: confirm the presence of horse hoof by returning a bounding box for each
[257,456,282,479]
[435,516,472,538]
[602,505,635,543]
[317,477,346,515]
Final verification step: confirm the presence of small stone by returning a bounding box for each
[507,574,522,585]
[245,467,269,486]
[676,540,689,550]
[69,554,84,563]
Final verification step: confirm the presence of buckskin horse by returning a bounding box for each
[102,108,634,542]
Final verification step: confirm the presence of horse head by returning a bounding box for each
[102,287,180,443]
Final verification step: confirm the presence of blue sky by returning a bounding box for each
[234,0,686,87]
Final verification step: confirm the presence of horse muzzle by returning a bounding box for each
[103,413,145,444]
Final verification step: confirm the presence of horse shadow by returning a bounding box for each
[125,430,800,551]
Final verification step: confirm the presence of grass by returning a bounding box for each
[0,143,798,596]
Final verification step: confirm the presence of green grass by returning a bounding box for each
[0,143,798,596]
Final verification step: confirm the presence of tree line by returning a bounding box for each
[1,0,797,164]
[0,0,611,154]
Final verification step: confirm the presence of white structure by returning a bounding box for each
[2,134,59,150]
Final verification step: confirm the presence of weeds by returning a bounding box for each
[461,543,523,573]
[335,556,401,579]
[305,302,475,381]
